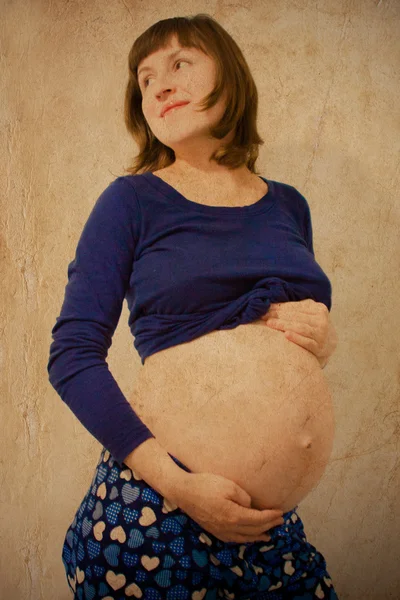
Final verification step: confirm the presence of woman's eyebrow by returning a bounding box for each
[138,49,190,78]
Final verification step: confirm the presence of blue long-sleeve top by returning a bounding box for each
[47,172,332,465]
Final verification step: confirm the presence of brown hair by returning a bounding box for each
[121,13,265,176]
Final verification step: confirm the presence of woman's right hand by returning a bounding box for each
[178,472,285,544]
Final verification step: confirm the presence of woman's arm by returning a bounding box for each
[47,178,156,465]
[124,438,192,506]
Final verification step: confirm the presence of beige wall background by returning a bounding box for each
[1,1,399,598]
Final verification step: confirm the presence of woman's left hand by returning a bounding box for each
[261,299,338,368]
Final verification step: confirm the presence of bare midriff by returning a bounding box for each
[129,321,335,513]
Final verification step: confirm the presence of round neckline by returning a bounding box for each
[142,171,275,217]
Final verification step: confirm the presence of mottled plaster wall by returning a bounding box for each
[1,1,399,598]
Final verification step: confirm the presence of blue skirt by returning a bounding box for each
[61,446,339,599]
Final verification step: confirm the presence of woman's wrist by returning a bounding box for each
[124,437,192,507]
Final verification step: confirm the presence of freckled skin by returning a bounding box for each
[130,323,335,513]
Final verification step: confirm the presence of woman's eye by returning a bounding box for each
[143,60,187,88]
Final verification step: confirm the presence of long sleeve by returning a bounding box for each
[300,191,333,311]
[302,196,315,257]
[47,177,155,465]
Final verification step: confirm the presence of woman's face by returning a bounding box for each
[137,35,229,152]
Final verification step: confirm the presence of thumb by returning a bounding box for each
[230,483,252,508]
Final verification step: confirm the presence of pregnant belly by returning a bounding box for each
[129,321,335,513]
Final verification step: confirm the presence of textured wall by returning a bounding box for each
[1,1,399,598]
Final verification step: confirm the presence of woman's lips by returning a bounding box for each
[163,102,189,117]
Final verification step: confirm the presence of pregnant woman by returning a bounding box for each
[48,14,339,600]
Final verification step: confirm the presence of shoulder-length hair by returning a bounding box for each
[122,13,265,176]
